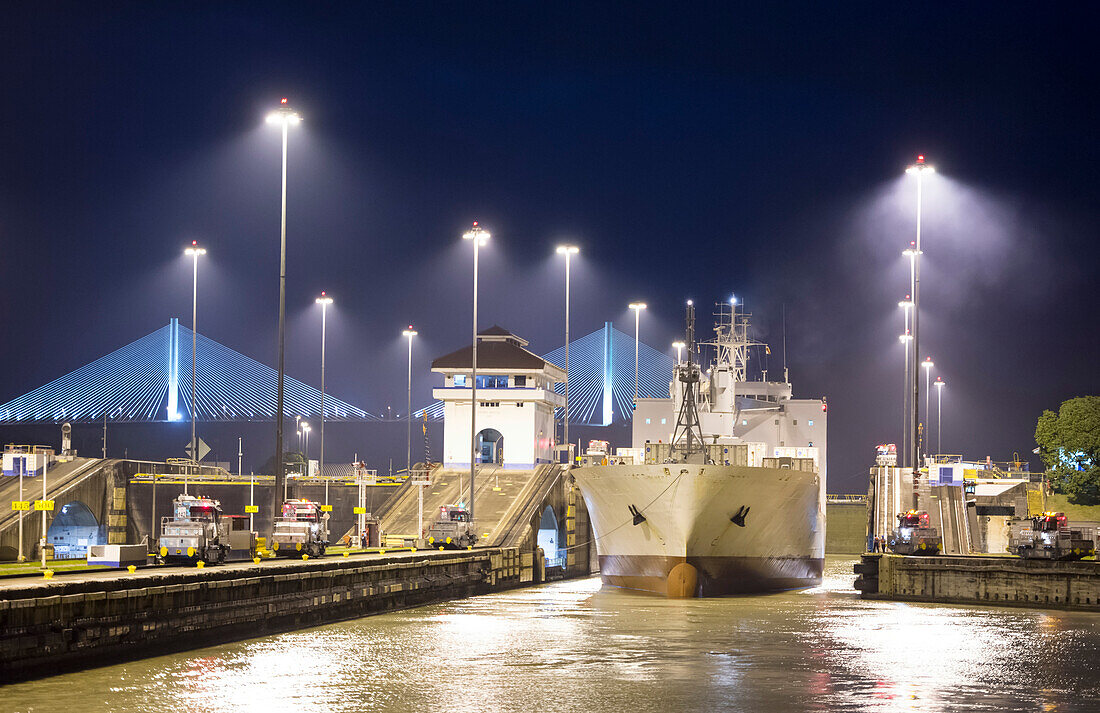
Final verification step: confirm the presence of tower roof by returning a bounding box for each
[431,327,553,372]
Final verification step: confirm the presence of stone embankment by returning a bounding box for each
[855,553,1100,610]
[1,547,540,682]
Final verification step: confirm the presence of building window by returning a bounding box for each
[793,420,798,425]
[514,375,526,387]
[476,375,508,389]
[774,419,779,425]
[453,375,466,387]
[660,418,667,424]
[479,401,500,408]
[516,402,523,407]
[742,419,748,426]
[808,419,814,426]
[645,418,651,424]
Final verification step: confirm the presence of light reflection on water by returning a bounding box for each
[6,557,1099,712]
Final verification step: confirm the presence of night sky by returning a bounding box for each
[2,4,1097,490]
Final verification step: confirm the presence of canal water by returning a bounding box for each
[6,557,1100,712]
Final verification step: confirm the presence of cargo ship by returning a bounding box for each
[571,300,826,597]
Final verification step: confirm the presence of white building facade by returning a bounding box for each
[432,327,566,469]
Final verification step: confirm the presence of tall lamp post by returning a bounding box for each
[556,245,578,463]
[403,327,418,476]
[935,377,945,456]
[184,241,206,494]
[462,222,490,522]
[266,98,301,532]
[921,357,934,461]
[628,303,647,404]
[898,295,913,467]
[905,154,933,473]
[315,292,333,504]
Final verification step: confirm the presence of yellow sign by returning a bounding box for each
[34,500,55,511]
[11,501,30,511]
[353,506,366,514]
[245,505,259,513]
[321,504,332,512]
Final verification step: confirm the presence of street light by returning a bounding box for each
[672,341,686,363]
[301,422,311,464]
[184,241,206,494]
[628,302,647,404]
[921,357,934,461]
[556,245,579,463]
[935,377,945,455]
[905,153,933,473]
[266,97,302,534]
[462,222,490,523]
[315,292,333,505]
[898,294,913,467]
[403,327,418,476]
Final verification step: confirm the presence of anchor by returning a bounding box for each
[628,504,647,526]
[730,505,750,527]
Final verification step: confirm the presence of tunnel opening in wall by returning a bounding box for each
[47,500,104,559]
[477,428,504,465]
[537,504,563,569]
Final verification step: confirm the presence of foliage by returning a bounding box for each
[1035,396,1100,505]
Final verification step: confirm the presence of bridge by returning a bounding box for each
[0,318,376,423]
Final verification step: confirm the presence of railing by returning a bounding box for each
[826,494,867,504]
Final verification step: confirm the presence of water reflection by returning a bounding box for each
[6,558,1099,713]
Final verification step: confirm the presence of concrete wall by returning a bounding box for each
[855,553,1100,611]
[0,548,546,682]
[825,502,867,554]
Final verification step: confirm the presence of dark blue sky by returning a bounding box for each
[2,3,1097,488]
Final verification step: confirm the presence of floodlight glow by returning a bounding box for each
[463,222,490,244]
[906,154,934,175]
[266,99,302,126]
[315,291,333,306]
[935,377,945,388]
[628,302,647,311]
[403,328,418,337]
[556,244,579,255]
[922,357,934,370]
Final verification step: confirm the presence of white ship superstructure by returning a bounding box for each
[573,301,827,596]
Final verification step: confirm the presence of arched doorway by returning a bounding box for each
[537,505,563,568]
[476,428,504,465]
[47,501,103,560]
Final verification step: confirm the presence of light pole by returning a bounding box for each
[922,357,934,461]
[302,423,311,464]
[556,245,578,463]
[315,292,333,504]
[898,294,913,467]
[463,222,490,522]
[184,241,206,493]
[403,327,418,476]
[905,154,933,473]
[672,341,685,364]
[935,377,945,456]
[266,97,301,534]
[898,328,912,468]
[629,303,647,404]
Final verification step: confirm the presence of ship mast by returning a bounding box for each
[670,301,708,463]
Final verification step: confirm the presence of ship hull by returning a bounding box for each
[573,463,824,597]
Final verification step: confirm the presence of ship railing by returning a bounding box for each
[826,494,866,504]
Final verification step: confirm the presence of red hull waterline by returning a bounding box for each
[598,554,825,598]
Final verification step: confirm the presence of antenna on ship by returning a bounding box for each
[782,302,789,384]
[669,300,708,463]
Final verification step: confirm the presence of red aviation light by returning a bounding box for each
[281,97,288,104]
[917,154,925,164]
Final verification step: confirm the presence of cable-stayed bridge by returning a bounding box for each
[0,319,376,423]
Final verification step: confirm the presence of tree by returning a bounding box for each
[1035,396,1100,505]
